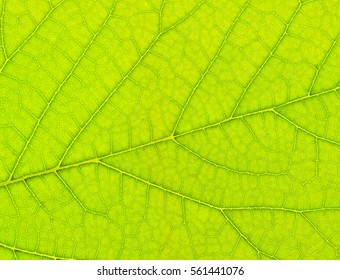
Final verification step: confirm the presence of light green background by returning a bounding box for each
[0,0,339,259]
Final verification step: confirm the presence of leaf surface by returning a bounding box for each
[0,0,339,259]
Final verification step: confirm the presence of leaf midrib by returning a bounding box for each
[0,85,338,189]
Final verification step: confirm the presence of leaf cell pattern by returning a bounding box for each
[0,0,339,259]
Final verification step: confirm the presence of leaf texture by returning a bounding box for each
[0,0,339,260]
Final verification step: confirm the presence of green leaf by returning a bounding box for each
[0,0,339,260]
